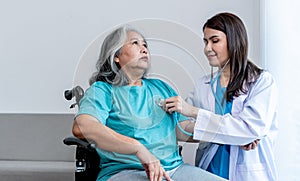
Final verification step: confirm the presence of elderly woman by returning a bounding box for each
[72,25,226,181]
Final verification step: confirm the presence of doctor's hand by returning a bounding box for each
[136,146,171,181]
[165,96,199,118]
[240,139,260,151]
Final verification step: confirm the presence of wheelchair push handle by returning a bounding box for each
[64,86,84,108]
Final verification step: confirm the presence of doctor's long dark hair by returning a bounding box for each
[203,12,263,101]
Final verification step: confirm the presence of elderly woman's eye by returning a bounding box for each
[143,43,148,48]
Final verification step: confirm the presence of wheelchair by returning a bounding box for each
[63,86,183,181]
[63,86,100,181]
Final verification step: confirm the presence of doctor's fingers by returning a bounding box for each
[247,139,260,150]
[165,102,182,113]
[166,96,182,102]
[240,145,251,151]
[254,139,260,145]
[240,143,254,151]
[241,139,260,150]
[251,139,260,149]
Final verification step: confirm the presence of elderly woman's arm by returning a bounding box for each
[73,114,172,181]
[73,114,143,154]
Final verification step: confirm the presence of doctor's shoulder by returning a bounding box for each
[253,70,277,88]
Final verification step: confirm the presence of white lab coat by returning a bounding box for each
[187,71,278,181]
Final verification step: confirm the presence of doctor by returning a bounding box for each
[165,12,278,181]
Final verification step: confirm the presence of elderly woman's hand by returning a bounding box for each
[135,146,172,181]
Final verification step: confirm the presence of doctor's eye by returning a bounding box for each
[212,38,219,44]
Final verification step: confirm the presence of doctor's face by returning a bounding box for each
[203,27,229,68]
[114,31,150,75]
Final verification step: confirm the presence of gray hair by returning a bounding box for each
[89,25,148,86]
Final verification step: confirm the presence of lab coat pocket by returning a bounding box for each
[236,163,269,181]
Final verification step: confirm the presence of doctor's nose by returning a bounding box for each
[204,44,213,55]
[204,43,212,52]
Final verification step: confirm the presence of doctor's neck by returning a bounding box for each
[220,67,230,79]
[218,59,230,74]
[218,59,231,86]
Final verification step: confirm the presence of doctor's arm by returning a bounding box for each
[196,75,277,145]
[166,96,261,148]
[73,114,172,181]
[175,120,198,142]
[166,74,277,146]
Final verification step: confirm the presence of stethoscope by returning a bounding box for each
[155,98,193,137]
[154,59,230,137]
[209,59,230,116]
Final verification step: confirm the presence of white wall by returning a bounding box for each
[262,0,300,180]
[2,1,297,180]
[0,0,260,167]
[0,0,260,114]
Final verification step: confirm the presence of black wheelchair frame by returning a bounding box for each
[63,86,100,181]
[63,86,183,181]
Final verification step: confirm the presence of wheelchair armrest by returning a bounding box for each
[179,145,183,156]
[63,136,97,152]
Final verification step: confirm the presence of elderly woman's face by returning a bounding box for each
[203,27,229,68]
[114,31,150,74]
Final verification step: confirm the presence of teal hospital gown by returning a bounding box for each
[76,78,187,181]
